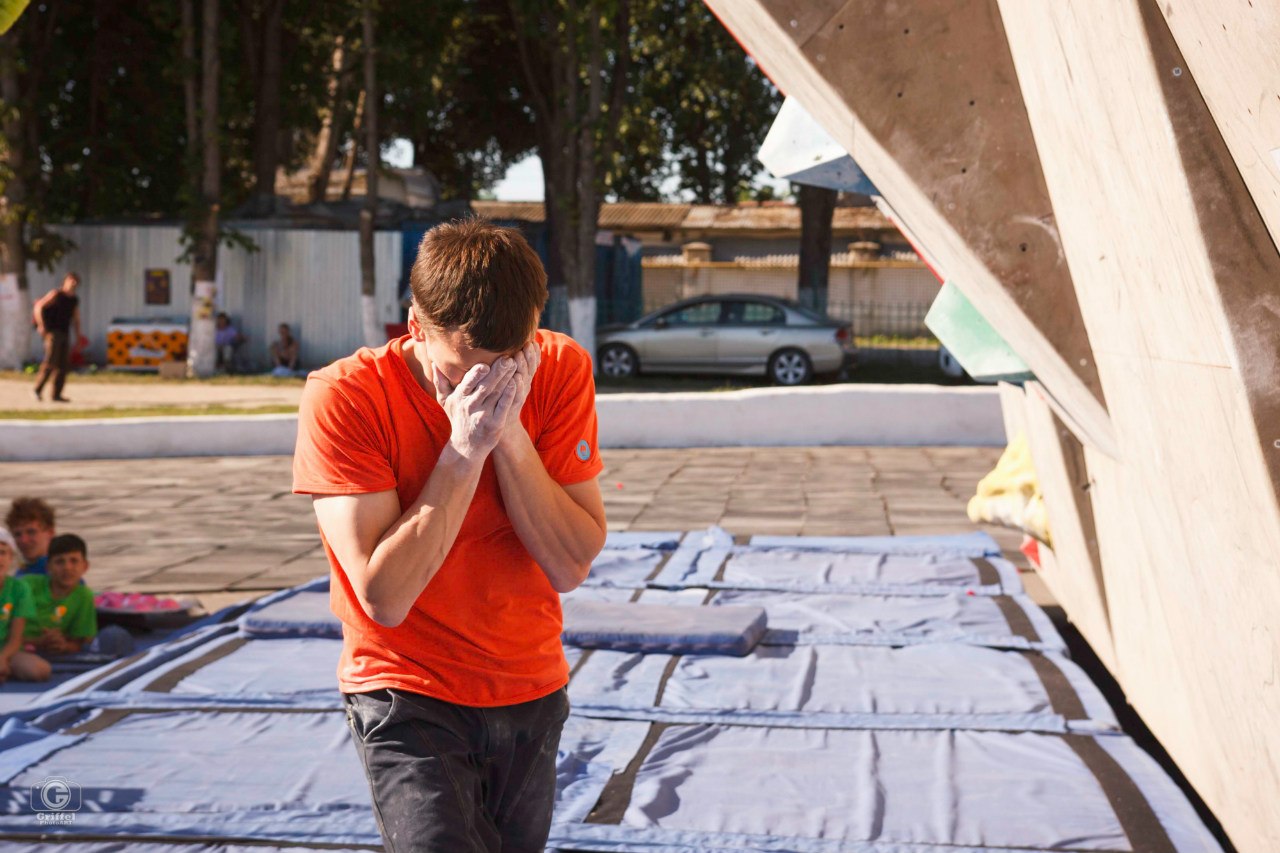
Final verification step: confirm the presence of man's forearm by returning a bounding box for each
[362,446,486,625]
[493,429,605,592]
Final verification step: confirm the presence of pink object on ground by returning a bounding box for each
[95,591,184,612]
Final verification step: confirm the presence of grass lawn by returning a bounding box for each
[0,369,306,386]
[0,404,300,420]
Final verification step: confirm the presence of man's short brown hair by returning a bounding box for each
[6,497,54,530]
[409,218,547,353]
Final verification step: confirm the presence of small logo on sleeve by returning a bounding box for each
[575,440,591,461]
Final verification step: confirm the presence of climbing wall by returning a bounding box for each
[703,1,1280,849]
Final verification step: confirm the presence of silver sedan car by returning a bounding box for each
[597,294,856,385]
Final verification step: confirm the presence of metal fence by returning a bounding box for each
[824,300,936,344]
[621,294,937,346]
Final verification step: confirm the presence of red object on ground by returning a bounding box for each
[70,335,90,369]
[385,322,409,340]
[1019,535,1042,570]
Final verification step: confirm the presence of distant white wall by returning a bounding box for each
[26,224,403,369]
[597,384,1003,447]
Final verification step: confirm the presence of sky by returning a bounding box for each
[386,140,791,202]
[489,154,793,202]
[491,155,547,201]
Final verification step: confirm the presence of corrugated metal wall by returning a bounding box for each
[27,224,403,368]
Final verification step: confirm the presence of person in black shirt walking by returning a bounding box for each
[32,273,82,402]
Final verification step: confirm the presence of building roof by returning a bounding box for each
[470,200,895,235]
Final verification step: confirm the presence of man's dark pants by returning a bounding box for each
[344,685,570,853]
[34,331,70,399]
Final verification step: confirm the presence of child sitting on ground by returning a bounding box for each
[0,526,51,682]
[20,533,98,658]
[6,496,55,577]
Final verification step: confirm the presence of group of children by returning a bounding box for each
[0,497,98,684]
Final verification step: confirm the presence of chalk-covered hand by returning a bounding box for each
[433,358,519,462]
[499,340,541,440]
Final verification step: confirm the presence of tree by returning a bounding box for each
[357,0,379,347]
[379,0,535,201]
[0,5,73,370]
[0,28,29,369]
[797,183,836,314]
[508,0,632,363]
[239,0,287,216]
[185,0,222,377]
[617,0,779,203]
[298,34,357,204]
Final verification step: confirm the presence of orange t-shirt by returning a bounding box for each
[292,330,604,706]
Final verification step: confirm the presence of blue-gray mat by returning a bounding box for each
[561,599,767,656]
[655,543,1022,596]
[549,716,1223,853]
[566,643,1118,735]
[0,530,1224,852]
[0,702,1219,852]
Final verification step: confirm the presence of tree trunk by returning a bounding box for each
[305,37,351,205]
[358,1,380,348]
[339,88,365,202]
[509,0,630,367]
[188,0,221,378]
[248,0,285,216]
[797,183,836,315]
[0,31,30,370]
[181,0,198,170]
[540,164,567,333]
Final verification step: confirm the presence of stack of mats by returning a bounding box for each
[0,529,1223,853]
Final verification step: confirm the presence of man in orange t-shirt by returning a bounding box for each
[292,219,606,852]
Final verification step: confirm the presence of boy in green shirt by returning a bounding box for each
[0,526,51,682]
[21,533,97,656]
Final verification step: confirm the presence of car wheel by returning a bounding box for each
[768,348,813,386]
[598,343,639,379]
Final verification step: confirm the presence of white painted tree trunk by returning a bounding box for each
[0,274,30,370]
[188,280,218,377]
[569,295,597,372]
[361,293,381,349]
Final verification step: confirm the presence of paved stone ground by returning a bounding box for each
[0,446,1037,616]
[8,451,1231,844]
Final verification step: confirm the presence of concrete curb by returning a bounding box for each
[0,385,1005,461]
[596,384,1004,448]
[0,414,301,462]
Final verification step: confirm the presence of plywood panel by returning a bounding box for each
[704,0,1114,457]
[1021,381,1115,673]
[1133,0,1280,492]
[996,1,1280,847]
[996,380,1027,445]
[1157,1,1280,260]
